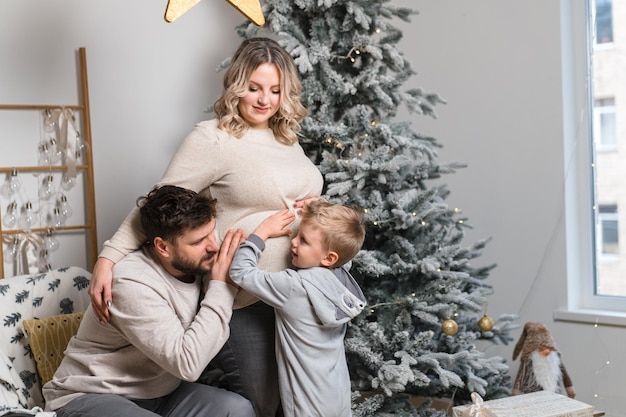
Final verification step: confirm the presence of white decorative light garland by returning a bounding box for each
[1,108,83,275]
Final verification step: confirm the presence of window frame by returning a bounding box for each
[557,0,626,323]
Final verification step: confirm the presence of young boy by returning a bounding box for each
[229,200,367,417]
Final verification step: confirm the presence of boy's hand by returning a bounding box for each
[254,209,295,241]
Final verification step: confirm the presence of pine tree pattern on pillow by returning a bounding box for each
[0,267,91,409]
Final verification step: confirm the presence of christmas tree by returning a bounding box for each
[232,0,518,415]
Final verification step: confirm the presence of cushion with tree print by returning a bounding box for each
[0,267,91,408]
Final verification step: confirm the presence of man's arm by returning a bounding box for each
[91,127,223,322]
[109,278,236,382]
[109,230,244,382]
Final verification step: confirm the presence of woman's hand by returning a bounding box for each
[293,196,325,212]
[88,257,115,323]
[211,228,246,286]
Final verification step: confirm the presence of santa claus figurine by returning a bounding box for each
[512,322,576,398]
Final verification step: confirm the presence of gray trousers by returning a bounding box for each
[210,301,281,417]
[53,381,255,417]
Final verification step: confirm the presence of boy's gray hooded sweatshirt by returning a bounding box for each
[229,234,366,417]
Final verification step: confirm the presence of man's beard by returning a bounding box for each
[171,252,215,277]
[530,350,563,393]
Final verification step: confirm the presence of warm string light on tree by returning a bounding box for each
[355,133,367,158]
[330,46,361,63]
[367,291,421,317]
[322,136,349,159]
[349,48,360,63]
[331,30,382,63]
[361,207,379,229]
[323,120,381,158]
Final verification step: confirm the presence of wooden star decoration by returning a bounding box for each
[164,0,265,26]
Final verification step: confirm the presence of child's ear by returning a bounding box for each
[321,251,339,268]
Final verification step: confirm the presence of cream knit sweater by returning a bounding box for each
[43,249,238,410]
[100,119,323,308]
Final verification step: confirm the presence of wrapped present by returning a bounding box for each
[452,391,594,417]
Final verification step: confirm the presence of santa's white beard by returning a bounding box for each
[530,350,563,393]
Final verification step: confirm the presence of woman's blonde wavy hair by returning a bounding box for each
[213,37,307,145]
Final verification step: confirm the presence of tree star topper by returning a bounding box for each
[164,0,265,25]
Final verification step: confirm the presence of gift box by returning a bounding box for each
[452,391,594,417]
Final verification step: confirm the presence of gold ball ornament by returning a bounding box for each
[442,319,459,336]
[478,314,494,332]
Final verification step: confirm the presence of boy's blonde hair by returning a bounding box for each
[300,200,366,268]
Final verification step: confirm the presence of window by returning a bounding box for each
[595,0,613,44]
[590,0,625,301]
[593,98,617,151]
[596,204,622,297]
[558,0,626,320]
[597,204,618,259]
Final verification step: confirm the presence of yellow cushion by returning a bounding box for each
[22,312,84,385]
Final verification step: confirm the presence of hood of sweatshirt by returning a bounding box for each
[299,262,366,327]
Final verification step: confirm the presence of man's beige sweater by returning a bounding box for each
[43,249,237,410]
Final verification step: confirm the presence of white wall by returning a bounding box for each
[1,0,624,415]
[399,1,626,416]
[1,0,245,249]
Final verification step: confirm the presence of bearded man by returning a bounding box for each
[43,185,254,417]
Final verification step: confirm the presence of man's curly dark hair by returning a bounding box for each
[138,185,217,245]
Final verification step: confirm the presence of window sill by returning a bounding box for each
[593,42,614,51]
[554,308,626,327]
[596,147,617,153]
